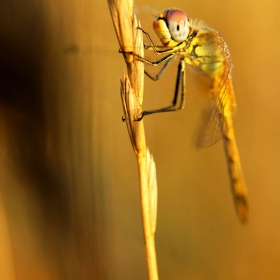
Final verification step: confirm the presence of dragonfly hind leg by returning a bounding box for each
[137,59,186,120]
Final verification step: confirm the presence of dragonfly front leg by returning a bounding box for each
[138,27,175,55]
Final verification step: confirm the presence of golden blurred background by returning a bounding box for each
[0,0,280,279]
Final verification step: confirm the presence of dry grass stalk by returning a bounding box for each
[108,0,158,279]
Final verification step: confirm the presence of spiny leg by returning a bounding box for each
[138,27,175,55]
[119,27,179,75]
[120,47,175,67]
[138,59,186,120]
[145,56,174,81]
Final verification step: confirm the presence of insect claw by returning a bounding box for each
[119,48,134,56]
[135,112,144,121]
[143,43,150,49]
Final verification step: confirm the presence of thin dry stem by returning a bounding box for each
[108,0,158,279]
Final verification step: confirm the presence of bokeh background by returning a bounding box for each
[0,0,279,279]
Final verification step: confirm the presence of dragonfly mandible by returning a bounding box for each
[130,8,249,223]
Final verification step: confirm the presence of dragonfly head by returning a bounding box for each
[153,9,190,46]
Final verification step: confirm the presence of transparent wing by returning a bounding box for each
[196,83,229,147]
[196,52,234,147]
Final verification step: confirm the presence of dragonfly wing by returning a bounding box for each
[196,87,228,147]
[185,27,234,147]
[196,68,233,148]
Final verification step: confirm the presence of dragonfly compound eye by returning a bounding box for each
[166,9,189,42]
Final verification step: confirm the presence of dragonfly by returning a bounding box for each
[130,8,249,223]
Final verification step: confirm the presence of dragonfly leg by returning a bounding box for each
[120,47,175,67]
[137,27,175,54]
[144,56,174,81]
[137,59,186,120]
